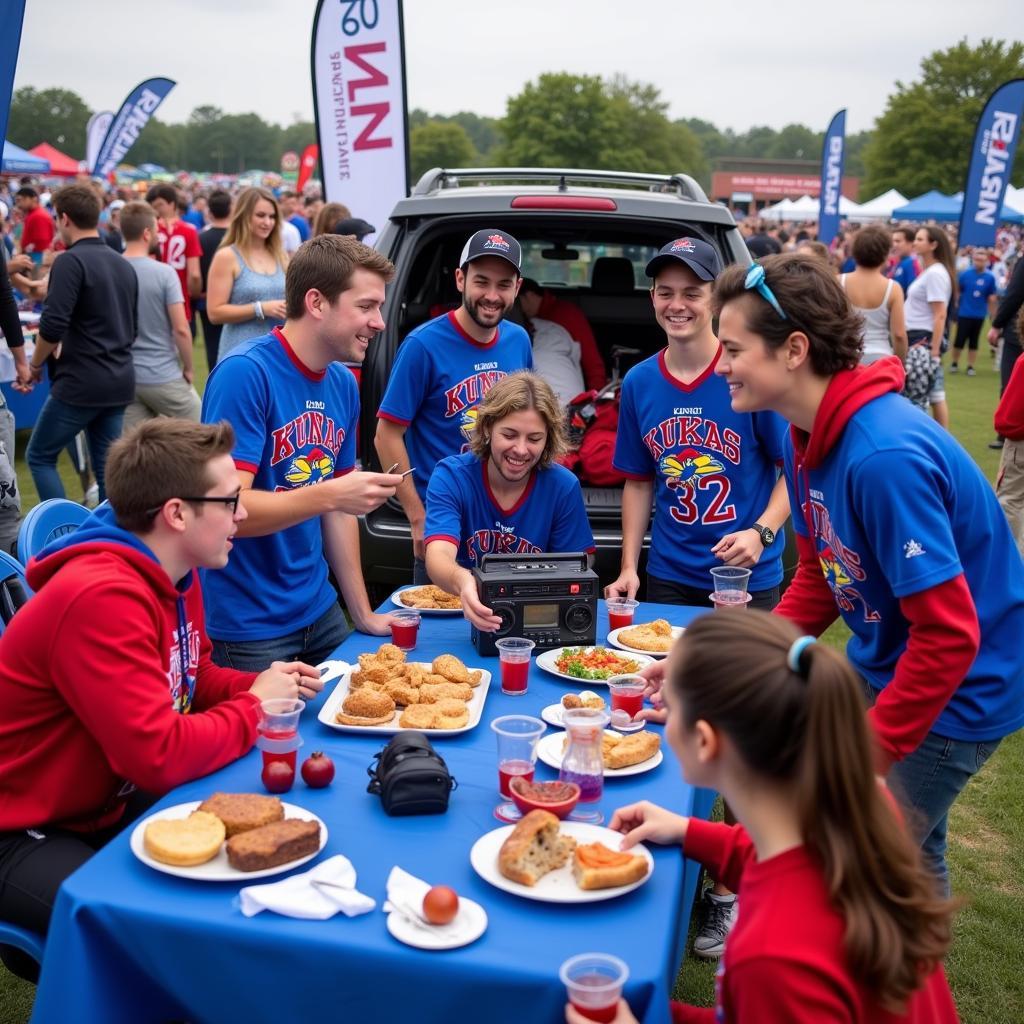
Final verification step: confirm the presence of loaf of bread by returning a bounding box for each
[225,818,321,872]
[197,793,284,837]
[573,842,649,890]
[498,809,576,886]
[144,810,226,866]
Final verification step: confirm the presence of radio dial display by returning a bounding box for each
[523,603,559,629]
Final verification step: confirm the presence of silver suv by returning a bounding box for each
[357,167,751,602]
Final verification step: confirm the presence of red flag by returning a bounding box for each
[297,144,319,193]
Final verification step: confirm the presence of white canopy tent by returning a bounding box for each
[758,197,796,221]
[1004,184,1024,215]
[848,188,908,221]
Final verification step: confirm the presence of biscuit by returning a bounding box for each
[433,654,469,685]
[433,698,470,729]
[337,688,396,726]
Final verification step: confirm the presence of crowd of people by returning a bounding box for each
[0,175,1023,1023]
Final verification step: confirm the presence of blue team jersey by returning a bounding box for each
[377,311,533,499]
[785,392,1024,741]
[613,349,788,591]
[424,452,594,567]
[890,255,919,295]
[200,328,358,641]
[957,267,997,319]
[289,215,310,242]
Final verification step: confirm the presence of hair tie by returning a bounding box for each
[786,636,816,677]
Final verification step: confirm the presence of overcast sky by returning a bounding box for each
[13,0,1022,136]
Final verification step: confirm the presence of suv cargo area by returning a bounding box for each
[357,168,752,602]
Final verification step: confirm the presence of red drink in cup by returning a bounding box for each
[711,589,751,608]
[611,686,644,719]
[495,637,535,695]
[390,610,420,651]
[257,698,304,777]
[606,598,639,632]
[498,758,535,798]
[561,953,629,1023]
[260,728,298,771]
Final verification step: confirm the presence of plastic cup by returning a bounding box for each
[390,610,421,651]
[257,698,304,771]
[710,566,752,609]
[491,715,546,798]
[608,674,647,732]
[495,637,535,695]
[606,598,639,632]
[560,953,629,1023]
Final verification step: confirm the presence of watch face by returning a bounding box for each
[761,528,775,546]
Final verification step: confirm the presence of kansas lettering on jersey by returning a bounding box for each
[377,311,533,499]
[201,328,357,641]
[614,349,787,591]
[785,390,1024,742]
[424,452,594,569]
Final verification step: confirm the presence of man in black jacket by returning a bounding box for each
[21,185,137,502]
[989,255,1024,449]
[0,248,26,552]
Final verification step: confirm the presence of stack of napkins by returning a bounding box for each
[239,855,376,919]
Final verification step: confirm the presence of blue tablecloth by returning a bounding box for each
[31,601,714,1024]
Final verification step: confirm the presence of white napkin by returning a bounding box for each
[239,854,376,919]
[383,865,476,940]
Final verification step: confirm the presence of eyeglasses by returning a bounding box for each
[145,492,241,517]
[744,263,787,320]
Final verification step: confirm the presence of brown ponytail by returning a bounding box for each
[670,610,955,1011]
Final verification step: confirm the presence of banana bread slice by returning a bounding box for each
[198,793,284,837]
[225,818,321,872]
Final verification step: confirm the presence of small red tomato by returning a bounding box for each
[261,760,295,794]
[301,751,335,788]
[422,885,459,925]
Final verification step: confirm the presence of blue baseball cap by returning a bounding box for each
[646,237,722,281]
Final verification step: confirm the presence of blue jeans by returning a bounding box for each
[26,397,125,502]
[886,728,1000,895]
[209,601,350,672]
[413,557,430,585]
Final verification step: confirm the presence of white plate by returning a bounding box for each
[386,898,488,950]
[539,700,609,729]
[317,663,491,736]
[470,822,653,903]
[535,731,663,777]
[390,586,464,615]
[130,801,327,881]
[535,646,655,683]
[606,625,685,658]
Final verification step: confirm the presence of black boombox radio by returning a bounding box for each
[470,552,599,657]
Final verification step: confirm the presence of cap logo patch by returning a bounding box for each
[484,233,511,250]
[670,238,696,253]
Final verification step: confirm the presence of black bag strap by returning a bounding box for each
[0,571,28,626]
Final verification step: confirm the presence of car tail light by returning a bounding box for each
[511,196,618,211]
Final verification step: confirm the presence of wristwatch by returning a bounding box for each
[752,522,775,547]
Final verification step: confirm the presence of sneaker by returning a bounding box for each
[966,367,976,377]
[989,439,1005,450]
[692,891,737,960]
[84,483,99,509]
[949,363,959,373]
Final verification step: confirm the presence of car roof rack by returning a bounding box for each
[411,167,710,204]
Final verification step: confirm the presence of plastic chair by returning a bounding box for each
[17,499,91,565]
[0,548,31,615]
[0,920,45,966]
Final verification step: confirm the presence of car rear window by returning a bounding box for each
[520,241,659,289]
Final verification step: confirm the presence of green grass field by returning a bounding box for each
[2,341,1022,1022]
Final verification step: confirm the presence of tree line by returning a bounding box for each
[8,38,1023,200]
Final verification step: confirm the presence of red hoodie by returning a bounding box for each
[0,532,259,832]
[994,353,1024,440]
[774,358,980,767]
[670,821,958,1024]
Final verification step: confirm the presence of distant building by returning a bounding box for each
[711,157,859,215]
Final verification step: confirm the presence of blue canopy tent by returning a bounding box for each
[892,189,1024,225]
[2,140,50,174]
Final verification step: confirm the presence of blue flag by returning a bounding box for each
[92,78,176,177]
[0,1,27,148]
[818,109,846,248]
[959,79,1024,248]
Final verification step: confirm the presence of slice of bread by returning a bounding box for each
[498,809,576,887]
[197,793,284,837]
[573,842,649,890]
[225,818,321,872]
[144,810,226,866]
[605,731,660,770]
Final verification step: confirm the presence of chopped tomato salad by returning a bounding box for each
[554,647,641,680]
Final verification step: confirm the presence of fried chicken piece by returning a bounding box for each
[433,698,470,729]
[467,669,483,688]
[384,680,421,706]
[375,643,406,663]
[432,654,469,685]
[423,673,450,687]
[403,663,427,687]
[419,681,473,703]
[399,704,437,729]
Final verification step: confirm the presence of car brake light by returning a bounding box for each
[511,196,618,211]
